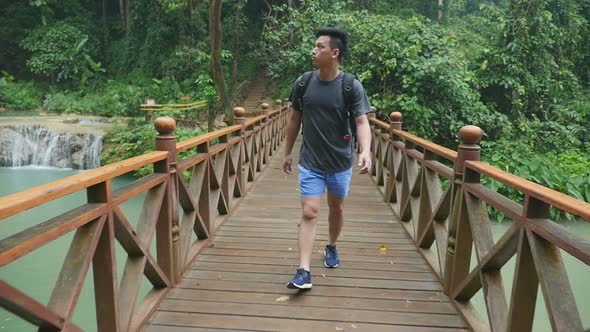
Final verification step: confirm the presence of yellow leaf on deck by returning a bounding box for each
[379,244,387,252]
[275,296,290,302]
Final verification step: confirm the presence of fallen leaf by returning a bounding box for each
[321,274,326,278]
[275,296,290,302]
[288,247,293,251]
[379,244,387,252]
[335,327,344,331]
[351,324,357,329]
[217,274,223,280]
[430,292,442,300]
[389,261,393,264]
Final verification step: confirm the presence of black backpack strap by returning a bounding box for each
[294,71,315,111]
[341,72,356,115]
[341,72,357,136]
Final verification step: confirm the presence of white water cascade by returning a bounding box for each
[0,125,103,169]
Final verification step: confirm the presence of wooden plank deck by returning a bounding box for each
[144,139,469,331]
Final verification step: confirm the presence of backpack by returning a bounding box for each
[294,70,358,137]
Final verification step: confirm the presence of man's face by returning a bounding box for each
[312,36,338,67]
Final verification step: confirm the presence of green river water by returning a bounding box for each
[0,167,588,331]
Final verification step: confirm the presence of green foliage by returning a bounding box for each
[480,0,586,120]
[260,0,590,224]
[43,82,143,117]
[101,118,203,176]
[20,22,104,84]
[261,3,508,145]
[162,46,211,82]
[483,140,590,221]
[0,74,43,110]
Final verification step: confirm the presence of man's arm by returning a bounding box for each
[355,114,372,174]
[282,107,302,174]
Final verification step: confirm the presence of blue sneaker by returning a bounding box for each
[324,245,340,268]
[287,268,312,289]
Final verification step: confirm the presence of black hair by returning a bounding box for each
[315,27,348,63]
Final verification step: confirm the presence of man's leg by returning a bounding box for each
[327,192,345,245]
[323,167,352,268]
[298,196,321,271]
[325,167,353,245]
[287,165,325,289]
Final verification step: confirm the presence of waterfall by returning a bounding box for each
[0,125,103,169]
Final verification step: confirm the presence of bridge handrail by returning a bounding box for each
[464,160,590,221]
[140,100,209,112]
[0,151,168,220]
[368,111,589,332]
[371,118,457,161]
[0,103,290,332]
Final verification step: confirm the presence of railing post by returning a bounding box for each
[154,117,180,284]
[260,103,271,162]
[234,107,247,196]
[274,100,283,148]
[389,112,402,136]
[385,112,402,204]
[443,125,482,295]
[261,102,270,120]
[363,106,376,155]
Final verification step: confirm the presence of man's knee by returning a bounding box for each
[327,196,345,214]
[302,204,320,220]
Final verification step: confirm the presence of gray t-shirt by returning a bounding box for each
[290,71,371,173]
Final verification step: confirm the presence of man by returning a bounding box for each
[283,27,372,290]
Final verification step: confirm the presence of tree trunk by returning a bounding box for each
[209,0,234,129]
[119,0,128,34]
[287,0,293,42]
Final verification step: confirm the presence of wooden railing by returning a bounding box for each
[141,100,211,121]
[368,111,590,332]
[0,104,289,331]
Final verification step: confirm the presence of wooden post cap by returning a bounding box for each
[261,103,270,110]
[390,112,402,122]
[155,117,176,135]
[459,125,483,144]
[233,107,246,117]
[276,99,283,106]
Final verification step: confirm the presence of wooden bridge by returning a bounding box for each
[1,103,589,331]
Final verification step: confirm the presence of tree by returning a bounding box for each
[209,0,233,129]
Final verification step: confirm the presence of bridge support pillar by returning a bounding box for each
[155,117,180,284]
[443,125,483,295]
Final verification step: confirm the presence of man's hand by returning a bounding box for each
[358,151,371,174]
[283,155,293,174]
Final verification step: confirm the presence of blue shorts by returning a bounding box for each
[298,164,353,198]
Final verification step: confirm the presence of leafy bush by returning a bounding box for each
[0,74,43,110]
[20,22,104,84]
[162,45,211,82]
[101,118,203,176]
[261,4,507,146]
[44,81,143,116]
[482,140,590,221]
